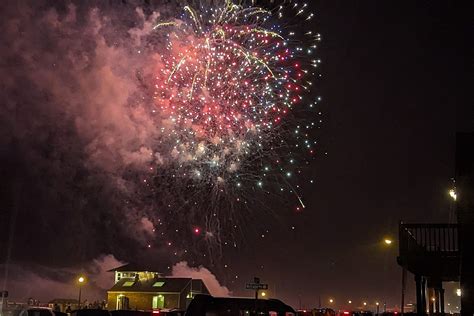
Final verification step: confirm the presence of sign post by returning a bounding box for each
[245,277,268,314]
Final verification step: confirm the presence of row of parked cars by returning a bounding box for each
[2,307,183,316]
[296,310,418,316]
[3,294,298,316]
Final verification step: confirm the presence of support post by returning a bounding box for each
[435,288,441,314]
[439,288,445,316]
[421,277,427,315]
[401,267,406,315]
[415,275,423,316]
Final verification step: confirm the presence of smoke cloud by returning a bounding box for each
[171,261,231,297]
[0,1,171,266]
[0,254,124,302]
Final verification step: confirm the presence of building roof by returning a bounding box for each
[107,263,168,273]
[191,279,210,294]
[108,277,192,293]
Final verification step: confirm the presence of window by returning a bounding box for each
[152,281,165,287]
[152,295,164,309]
[123,281,134,287]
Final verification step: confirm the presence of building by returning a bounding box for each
[107,264,209,311]
[398,133,474,315]
[109,263,166,284]
[455,133,474,314]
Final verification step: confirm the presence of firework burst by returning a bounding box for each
[138,0,321,259]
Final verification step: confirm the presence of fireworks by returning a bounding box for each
[139,0,321,258]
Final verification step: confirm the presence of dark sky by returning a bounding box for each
[1,0,472,311]
[229,0,472,309]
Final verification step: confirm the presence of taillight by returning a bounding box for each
[343,312,350,315]
[152,311,160,314]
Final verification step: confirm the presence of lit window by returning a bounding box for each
[152,295,164,309]
[153,282,165,287]
[123,281,134,287]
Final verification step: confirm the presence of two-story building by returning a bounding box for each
[107,263,209,311]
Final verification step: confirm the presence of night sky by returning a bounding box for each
[1,0,472,311]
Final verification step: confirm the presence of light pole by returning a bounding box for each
[382,237,405,315]
[376,302,380,316]
[78,276,85,309]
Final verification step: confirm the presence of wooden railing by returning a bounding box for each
[399,223,459,257]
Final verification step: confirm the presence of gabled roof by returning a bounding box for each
[107,262,168,273]
[108,277,192,293]
[191,279,210,294]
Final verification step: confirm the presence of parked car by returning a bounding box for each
[70,310,111,316]
[314,308,336,316]
[154,310,185,316]
[352,312,373,316]
[110,311,151,316]
[18,308,54,316]
[297,309,336,316]
[185,294,296,316]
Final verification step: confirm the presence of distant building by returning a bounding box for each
[107,264,209,311]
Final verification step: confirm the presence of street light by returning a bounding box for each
[348,300,352,304]
[261,292,266,297]
[363,302,367,306]
[449,189,457,201]
[376,302,380,316]
[384,239,393,245]
[456,288,461,297]
[78,276,86,308]
[329,299,334,304]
